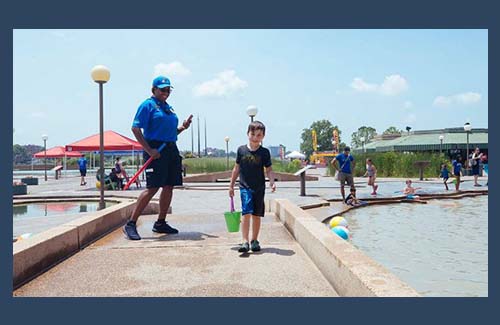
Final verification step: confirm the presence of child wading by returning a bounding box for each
[440,163,451,191]
[229,121,276,253]
[364,158,378,195]
[452,156,463,191]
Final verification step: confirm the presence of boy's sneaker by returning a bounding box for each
[238,242,250,253]
[152,220,179,234]
[123,221,141,240]
[250,240,261,252]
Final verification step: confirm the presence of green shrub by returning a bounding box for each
[328,152,450,178]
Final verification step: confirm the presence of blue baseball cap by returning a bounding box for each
[152,76,174,89]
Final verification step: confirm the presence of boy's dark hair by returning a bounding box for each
[350,186,356,192]
[247,121,266,135]
[367,158,372,162]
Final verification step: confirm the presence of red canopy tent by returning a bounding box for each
[33,146,83,158]
[65,130,143,152]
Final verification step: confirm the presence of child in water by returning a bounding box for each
[363,158,379,195]
[403,179,421,199]
[440,163,451,191]
[344,186,367,207]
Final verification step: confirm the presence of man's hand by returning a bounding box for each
[270,182,276,192]
[229,186,235,197]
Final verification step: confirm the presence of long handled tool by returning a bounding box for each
[123,143,166,190]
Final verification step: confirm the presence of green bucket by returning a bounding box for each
[224,197,241,232]
[224,211,241,232]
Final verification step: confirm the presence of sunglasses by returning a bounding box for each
[157,87,172,93]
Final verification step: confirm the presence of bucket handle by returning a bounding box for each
[230,196,235,212]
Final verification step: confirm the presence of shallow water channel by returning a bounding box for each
[13,201,117,239]
[344,195,488,297]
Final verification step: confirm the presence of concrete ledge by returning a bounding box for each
[271,199,420,297]
[13,225,79,288]
[183,171,318,183]
[13,199,163,289]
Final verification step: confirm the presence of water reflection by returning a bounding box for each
[13,201,115,219]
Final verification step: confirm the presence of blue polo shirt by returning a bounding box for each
[132,96,179,142]
[78,157,87,170]
[452,160,462,175]
[335,153,354,173]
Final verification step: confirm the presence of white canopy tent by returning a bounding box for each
[285,151,306,160]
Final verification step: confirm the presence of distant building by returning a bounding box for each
[355,127,488,158]
[268,144,286,159]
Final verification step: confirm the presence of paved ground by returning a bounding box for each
[12,167,488,296]
[14,212,338,297]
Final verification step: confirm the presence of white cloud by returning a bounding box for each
[380,75,409,95]
[404,101,413,109]
[193,70,248,97]
[433,92,482,107]
[350,74,408,96]
[153,61,191,78]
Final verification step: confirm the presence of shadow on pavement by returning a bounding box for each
[141,231,219,241]
[230,246,296,257]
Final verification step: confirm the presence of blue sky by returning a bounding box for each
[13,29,488,152]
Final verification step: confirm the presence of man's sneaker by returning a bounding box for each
[152,220,179,234]
[250,240,261,252]
[238,242,250,253]
[123,221,141,240]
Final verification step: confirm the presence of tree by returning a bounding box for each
[383,126,403,135]
[351,126,377,148]
[300,120,342,158]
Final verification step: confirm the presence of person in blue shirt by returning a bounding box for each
[123,76,193,240]
[440,163,451,191]
[332,146,356,201]
[452,156,463,191]
[77,154,87,186]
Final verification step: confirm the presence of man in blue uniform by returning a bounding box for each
[123,76,193,240]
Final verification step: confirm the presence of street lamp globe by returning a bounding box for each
[91,65,111,83]
[246,105,258,121]
[224,136,230,143]
[42,134,48,141]
[464,122,472,132]
[439,134,444,141]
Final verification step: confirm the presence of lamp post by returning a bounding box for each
[42,134,48,181]
[246,105,258,122]
[464,122,472,172]
[360,136,365,153]
[91,65,110,210]
[224,136,230,170]
[439,134,444,154]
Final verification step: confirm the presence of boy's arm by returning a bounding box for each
[229,164,240,197]
[266,166,276,192]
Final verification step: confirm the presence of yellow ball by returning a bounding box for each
[96,180,101,189]
[329,216,348,229]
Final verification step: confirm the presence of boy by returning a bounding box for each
[452,156,463,191]
[344,186,367,207]
[440,163,451,191]
[229,121,276,253]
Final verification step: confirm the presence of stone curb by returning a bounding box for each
[13,199,162,289]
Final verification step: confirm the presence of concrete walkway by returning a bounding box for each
[14,211,338,297]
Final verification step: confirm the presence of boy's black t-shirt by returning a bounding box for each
[236,145,272,191]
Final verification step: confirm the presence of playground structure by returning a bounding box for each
[309,129,339,166]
